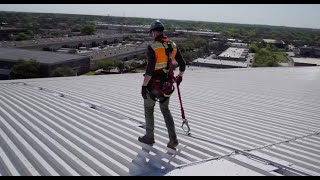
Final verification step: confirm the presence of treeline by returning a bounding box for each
[1,11,319,46]
[0,11,96,38]
[101,15,320,46]
[0,11,96,29]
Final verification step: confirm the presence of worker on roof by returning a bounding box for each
[139,20,186,150]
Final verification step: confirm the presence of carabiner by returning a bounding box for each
[181,119,191,133]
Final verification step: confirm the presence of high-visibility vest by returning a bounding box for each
[150,38,177,71]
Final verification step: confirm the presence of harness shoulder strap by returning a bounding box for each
[161,41,174,72]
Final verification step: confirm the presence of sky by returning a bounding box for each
[0,4,320,29]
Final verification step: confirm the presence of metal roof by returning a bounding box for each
[0,66,320,176]
[292,57,320,66]
[0,34,129,48]
[79,42,148,61]
[193,58,248,68]
[230,42,249,48]
[175,30,221,36]
[0,69,10,75]
[262,39,285,44]
[218,47,248,59]
[0,48,88,64]
[286,52,295,57]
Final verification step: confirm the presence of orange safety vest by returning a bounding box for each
[149,38,177,98]
[150,38,177,71]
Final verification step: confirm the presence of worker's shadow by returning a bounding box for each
[128,142,178,176]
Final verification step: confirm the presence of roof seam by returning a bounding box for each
[246,131,320,152]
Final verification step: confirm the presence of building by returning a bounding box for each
[0,67,319,176]
[175,30,221,37]
[286,52,295,57]
[0,33,130,51]
[0,68,11,80]
[0,48,90,79]
[299,47,320,58]
[247,53,255,67]
[262,39,286,49]
[227,38,237,43]
[96,28,120,35]
[192,58,248,68]
[96,24,150,33]
[218,47,249,62]
[80,43,148,70]
[0,27,27,41]
[229,42,249,48]
[289,57,320,66]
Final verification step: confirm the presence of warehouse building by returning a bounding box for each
[262,39,286,49]
[218,47,249,62]
[0,48,90,79]
[0,33,130,51]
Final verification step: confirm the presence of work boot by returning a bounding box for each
[167,139,179,150]
[138,135,155,145]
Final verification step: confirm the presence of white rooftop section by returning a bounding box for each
[286,52,295,57]
[0,67,320,176]
[166,156,265,176]
[0,69,10,75]
[193,58,248,68]
[292,57,320,66]
[97,23,150,29]
[230,42,248,48]
[0,48,88,64]
[218,47,248,59]
[0,34,130,48]
[227,39,236,42]
[263,39,285,45]
[263,39,278,43]
[175,30,221,36]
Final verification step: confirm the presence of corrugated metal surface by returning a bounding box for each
[1,66,320,176]
[250,135,320,176]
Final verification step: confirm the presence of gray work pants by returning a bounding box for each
[144,92,177,141]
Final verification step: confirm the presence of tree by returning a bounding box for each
[129,62,141,70]
[10,60,42,79]
[137,54,146,60]
[113,39,119,44]
[249,43,259,53]
[115,61,125,73]
[253,48,279,67]
[26,30,34,37]
[71,27,81,32]
[182,51,197,64]
[68,49,78,54]
[51,66,76,77]
[80,24,96,35]
[15,33,31,41]
[97,59,115,72]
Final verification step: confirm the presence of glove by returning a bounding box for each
[141,86,148,99]
[175,75,183,86]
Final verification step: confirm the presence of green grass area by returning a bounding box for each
[84,71,96,75]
